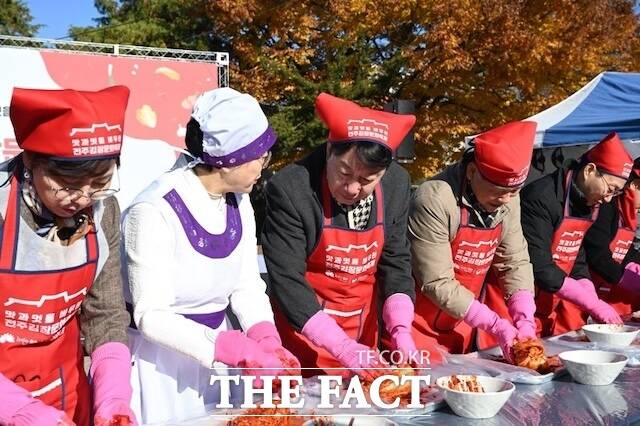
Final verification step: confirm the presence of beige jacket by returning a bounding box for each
[409,162,534,318]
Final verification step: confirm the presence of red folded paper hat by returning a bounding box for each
[315,92,416,153]
[619,156,640,229]
[10,85,130,160]
[473,121,537,187]
[584,132,633,180]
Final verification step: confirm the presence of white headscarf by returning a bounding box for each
[190,88,276,167]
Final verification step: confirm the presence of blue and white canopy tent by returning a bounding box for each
[528,71,640,151]
[466,72,640,180]
[464,72,640,236]
[527,72,640,180]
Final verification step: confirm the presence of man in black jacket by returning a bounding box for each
[584,159,640,316]
[521,132,630,336]
[262,93,418,378]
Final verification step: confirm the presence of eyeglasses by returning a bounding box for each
[260,151,272,170]
[45,172,120,202]
[47,186,119,202]
[599,172,625,198]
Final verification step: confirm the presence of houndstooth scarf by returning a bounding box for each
[345,194,373,230]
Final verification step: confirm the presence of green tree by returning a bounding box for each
[72,0,640,179]
[69,0,219,51]
[0,0,40,36]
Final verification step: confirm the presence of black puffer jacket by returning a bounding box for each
[520,161,593,293]
[583,200,640,284]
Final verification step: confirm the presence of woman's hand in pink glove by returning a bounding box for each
[557,277,622,324]
[0,373,72,426]
[464,300,519,362]
[302,311,391,382]
[246,321,301,374]
[215,330,289,378]
[382,293,420,366]
[507,290,538,340]
[9,405,72,426]
[620,262,640,294]
[90,342,137,426]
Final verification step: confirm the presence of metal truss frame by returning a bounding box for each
[0,35,230,87]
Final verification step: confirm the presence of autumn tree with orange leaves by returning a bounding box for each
[72,0,640,179]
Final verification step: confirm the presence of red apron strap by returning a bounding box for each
[84,228,99,263]
[0,176,19,270]
[373,184,384,224]
[321,171,333,227]
[562,170,573,218]
[84,207,99,263]
[458,179,471,227]
[459,205,470,226]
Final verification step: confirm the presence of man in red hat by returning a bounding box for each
[0,87,136,426]
[583,156,640,316]
[521,132,629,337]
[409,121,538,362]
[262,93,418,378]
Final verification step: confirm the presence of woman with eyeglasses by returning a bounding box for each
[0,87,136,426]
[122,88,299,424]
[583,158,640,316]
[520,132,629,337]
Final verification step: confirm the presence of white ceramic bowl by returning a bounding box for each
[303,417,397,425]
[435,375,515,419]
[582,324,640,347]
[559,350,628,385]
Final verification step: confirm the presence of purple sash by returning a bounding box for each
[163,189,242,258]
[183,310,226,329]
[126,303,226,330]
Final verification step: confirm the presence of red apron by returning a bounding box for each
[475,270,513,350]
[274,174,385,377]
[409,194,502,363]
[590,221,640,316]
[535,170,598,337]
[0,176,97,425]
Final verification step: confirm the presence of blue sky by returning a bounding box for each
[26,0,99,39]
[23,0,640,40]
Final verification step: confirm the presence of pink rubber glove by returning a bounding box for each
[246,321,301,373]
[90,342,137,426]
[215,330,289,379]
[463,299,518,362]
[507,290,538,340]
[382,293,419,366]
[302,311,390,381]
[556,277,622,324]
[619,262,640,294]
[0,372,73,426]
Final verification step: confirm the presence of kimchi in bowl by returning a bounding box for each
[435,375,515,419]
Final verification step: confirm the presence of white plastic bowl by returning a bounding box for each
[559,350,628,385]
[582,324,640,347]
[435,375,515,419]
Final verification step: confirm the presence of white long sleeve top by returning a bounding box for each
[122,167,274,368]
